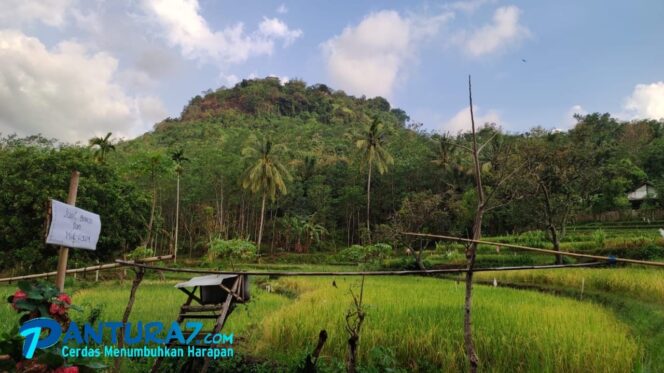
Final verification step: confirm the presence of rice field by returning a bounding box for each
[0,273,648,372]
[256,276,638,372]
[475,267,664,304]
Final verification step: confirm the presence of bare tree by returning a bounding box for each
[345,276,366,373]
[460,76,524,372]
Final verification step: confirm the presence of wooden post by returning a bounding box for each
[115,267,145,372]
[55,170,80,292]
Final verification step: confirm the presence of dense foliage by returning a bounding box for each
[1,78,663,272]
[0,137,149,272]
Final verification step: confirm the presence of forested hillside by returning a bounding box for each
[1,77,663,271]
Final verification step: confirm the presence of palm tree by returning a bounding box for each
[88,132,115,163]
[354,118,393,242]
[171,148,189,263]
[241,135,290,254]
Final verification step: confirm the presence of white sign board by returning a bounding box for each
[46,199,101,250]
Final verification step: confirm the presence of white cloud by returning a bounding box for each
[322,10,452,98]
[259,17,302,46]
[141,0,302,65]
[0,0,73,27]
[440,106,501,134]
[0,31,166,142]
[624,82,664,120]
[447,0,495,14]
[268,74,289,84]
[219,73,240,87]
[457,5,530,57]
[276,4,288,14]
[564,104,586,128]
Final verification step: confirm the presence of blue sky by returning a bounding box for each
[0,0,663,142]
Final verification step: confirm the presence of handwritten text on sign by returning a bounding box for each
[46,200,101,250]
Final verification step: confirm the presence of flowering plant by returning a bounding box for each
[1,281,91,372]
[7,281,78,328]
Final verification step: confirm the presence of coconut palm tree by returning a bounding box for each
[88,132,115,163]
[241,135,290,254]
[355,118,393,242]
[171,148,189,262]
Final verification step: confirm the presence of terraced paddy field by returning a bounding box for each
[1,269,653,372]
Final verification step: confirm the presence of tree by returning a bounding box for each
[283,215,328,252]
[130,150,170,249]
[171,148,189,262]
[88,132,115,163]
[354,118,394,242]
[454,77,524,372]
[241,135,291,254]
[524,132,601,263]
[392,191,445,269]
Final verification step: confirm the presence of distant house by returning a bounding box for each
[627,183,658,209]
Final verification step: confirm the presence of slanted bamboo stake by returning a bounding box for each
[114,260,605,276]
[400,232,664,268]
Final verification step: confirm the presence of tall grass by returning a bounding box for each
[256,276,639,372]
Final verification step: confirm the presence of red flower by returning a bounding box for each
[57,293,72,305]
[53,366,79,373]
[12,290,27,310]
[49,303,65,316]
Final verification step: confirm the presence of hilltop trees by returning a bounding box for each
[241,135,291,253]
[3,78,664,271]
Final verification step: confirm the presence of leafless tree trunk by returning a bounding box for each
[464,75,483,373]
[143,186,157,247]
[345,276,366,373]
[539,182,563,264]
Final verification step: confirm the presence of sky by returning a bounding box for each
[0,0,663,142]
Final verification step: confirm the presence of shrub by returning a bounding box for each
[434,242,465,253]
[381,257,433,270]
[126,246,154,260]
[591,243,663,260]
[518,230,548,247]
[338,243,392,263]
[207,238,257,266]
[592,229,606,249]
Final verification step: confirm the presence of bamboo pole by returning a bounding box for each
[55,170,80,291]
[400,232,664,268]
[114,260,606,276]
[0,255,173,283]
